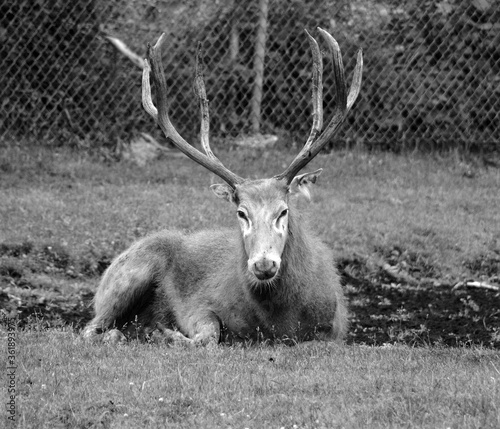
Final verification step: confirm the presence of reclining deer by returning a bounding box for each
[83,28,362,345]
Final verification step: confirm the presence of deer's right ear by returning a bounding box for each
[289,168,323,201]
[210,183,236,203]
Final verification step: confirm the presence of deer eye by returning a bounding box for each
[278,209,288,220]
[237,210,247,220]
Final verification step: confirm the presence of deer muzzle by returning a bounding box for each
[248,256,280,281]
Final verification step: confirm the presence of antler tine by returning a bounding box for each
[142,33,244,188]
[142,57,158,120]
[275,28,363,184]
[271,30,322,184]
[194,43,216,161]
[281,29,324,166]
[303,29,324,150]
[347,48,363,112]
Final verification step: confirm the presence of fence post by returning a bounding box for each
[250,0,269,135]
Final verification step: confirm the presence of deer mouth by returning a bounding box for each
[253,265,278,281]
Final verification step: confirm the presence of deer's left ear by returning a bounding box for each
[210,183,236,203]
[288,168,323,200]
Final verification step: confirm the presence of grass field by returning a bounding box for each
[3,326,500,429]
[1,142,500,427]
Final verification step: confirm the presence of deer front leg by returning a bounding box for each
[155,323,195,346]
[148,310,221,346]
[186,311,221,346]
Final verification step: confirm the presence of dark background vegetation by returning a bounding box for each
[0,0,498,152]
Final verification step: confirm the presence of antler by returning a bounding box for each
[142,33,244,189]
[274,28,363,184]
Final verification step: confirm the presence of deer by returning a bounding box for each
[82,28,363,346]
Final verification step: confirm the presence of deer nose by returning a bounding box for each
[253,259,278,280]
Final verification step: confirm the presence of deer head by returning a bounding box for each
[142,28,363,283]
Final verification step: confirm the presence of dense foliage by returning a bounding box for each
[0,0,150,147]
[0,0,498,151]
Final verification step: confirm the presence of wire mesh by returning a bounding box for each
[0,0,498,152]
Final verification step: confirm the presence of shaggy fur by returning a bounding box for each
[83,176,348,345]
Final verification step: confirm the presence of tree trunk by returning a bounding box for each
[250,0,269,134]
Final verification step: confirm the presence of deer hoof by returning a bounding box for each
[103,329,127,344]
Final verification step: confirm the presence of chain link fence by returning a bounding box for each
[1,0,499,152]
